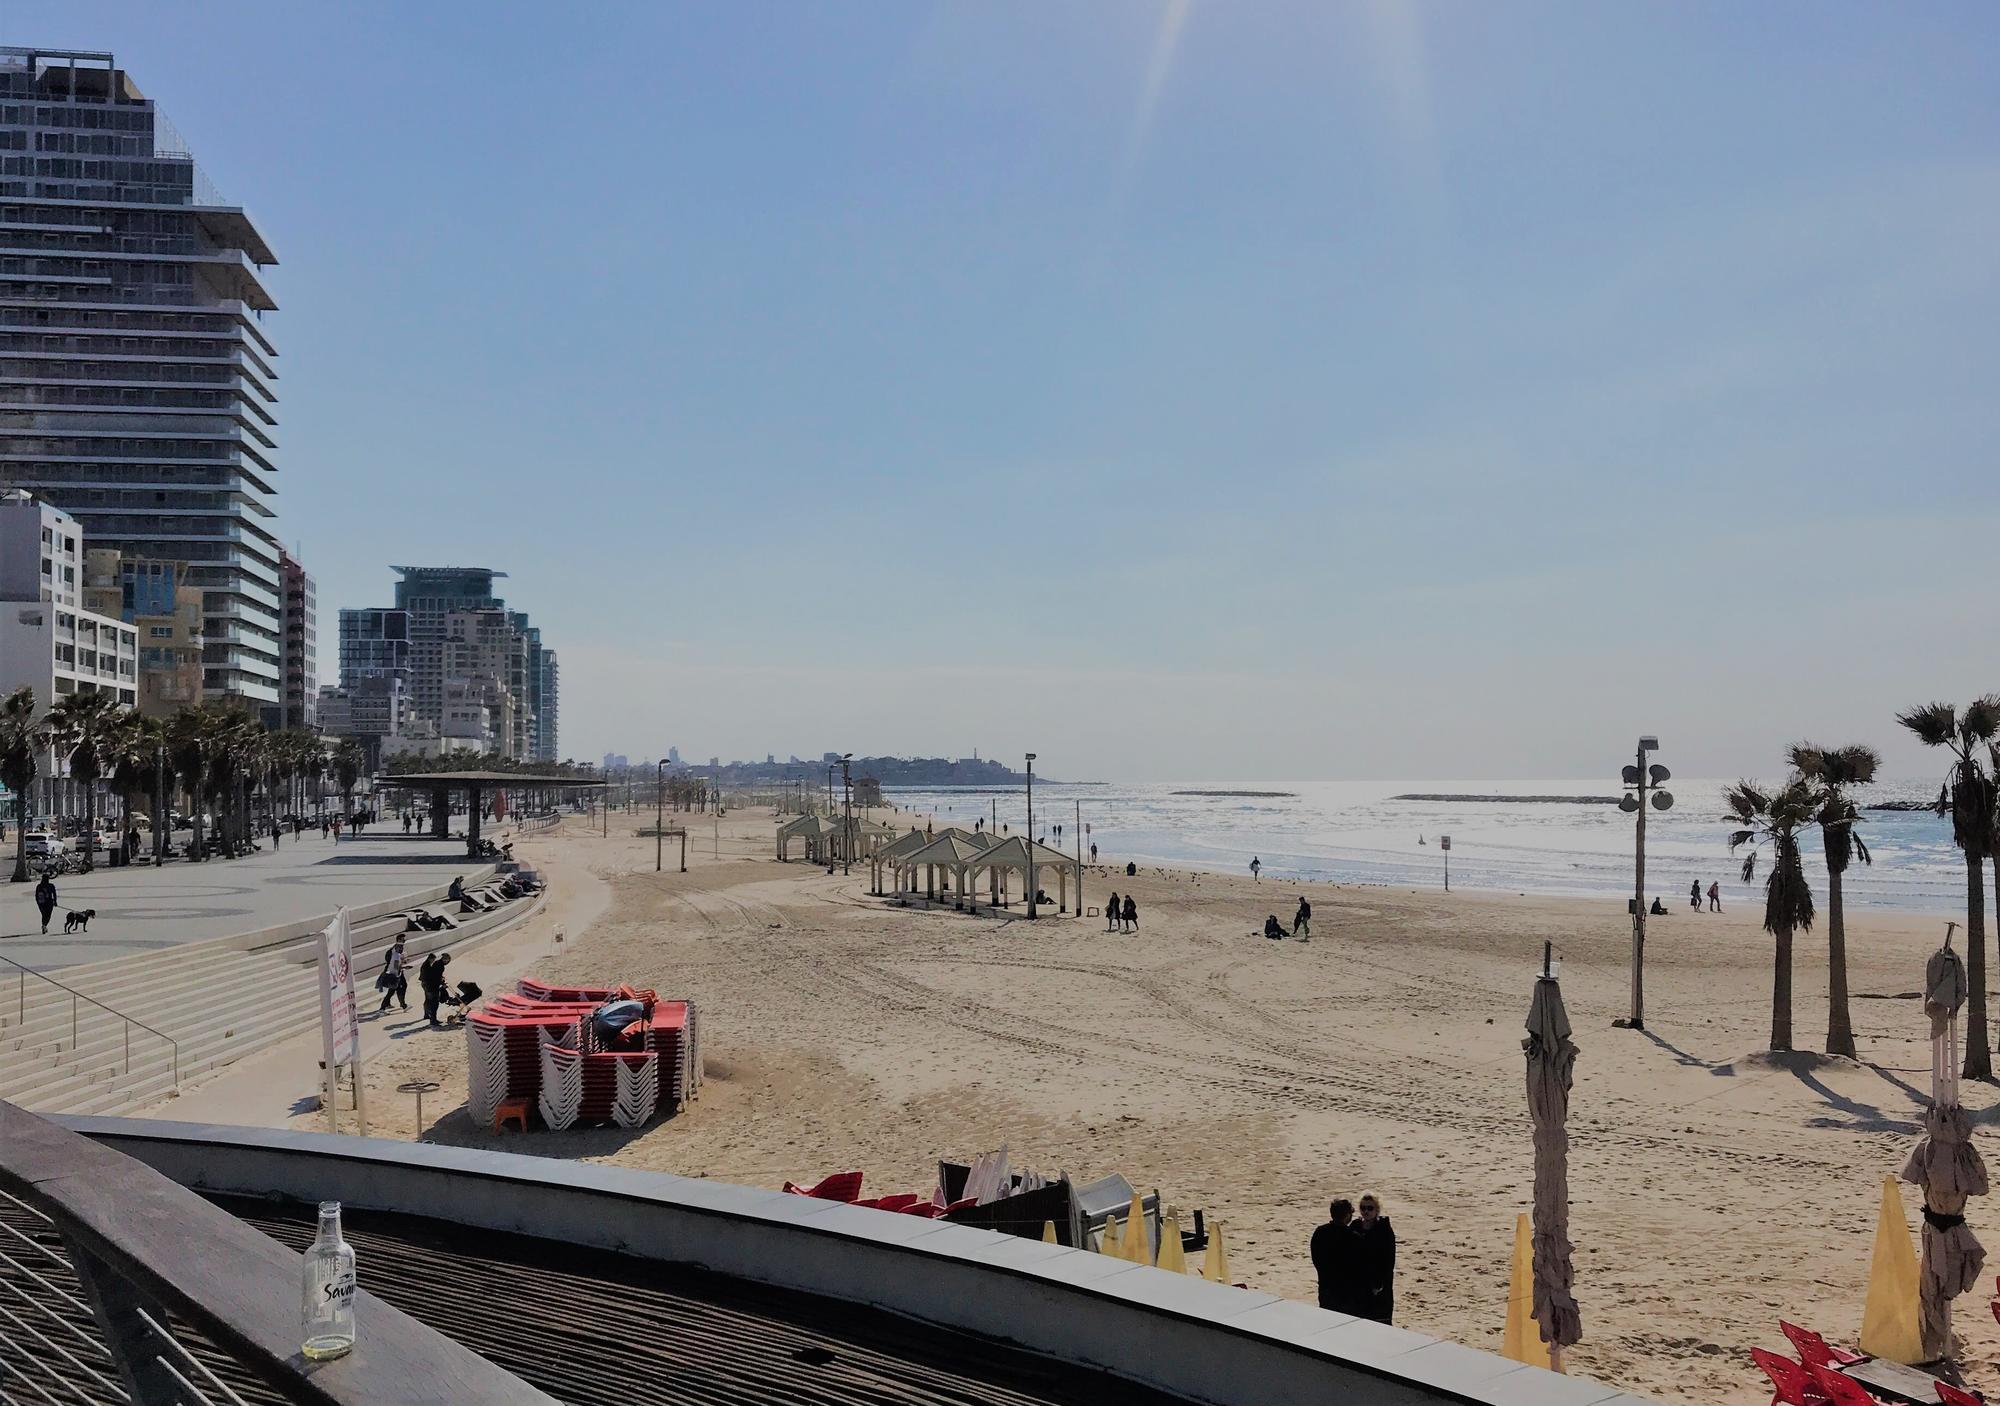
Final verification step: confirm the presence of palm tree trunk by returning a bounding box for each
[11,792,27,883]
[1826,868,1856,1058]
[190,766,206,862]
[1967,850,1992,1080]
[1771,922,1794,1052]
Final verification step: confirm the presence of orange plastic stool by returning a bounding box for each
[494,1098,531,1133]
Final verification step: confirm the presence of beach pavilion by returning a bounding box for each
[775,814,828,863]
[378,770,605,857]
[897,830,994,909]
[962,835,1085,919]
[871,827,932,895]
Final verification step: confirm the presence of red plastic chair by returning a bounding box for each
[1780,1321,1866,1368]
[1935,1383,1984,1406]
[1808,1365,1884,1406]
[1749,1348,1827,1406]
[782,1171,864,1202]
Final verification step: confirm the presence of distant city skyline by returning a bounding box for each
[20,4,1998,781]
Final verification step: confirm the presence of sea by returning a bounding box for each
[879,778,1979,918]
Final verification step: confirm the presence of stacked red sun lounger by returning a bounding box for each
[466,979,701,1130]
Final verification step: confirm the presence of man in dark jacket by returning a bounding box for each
[1310,1199,1360,1314]
[1352,1193,1397,1323]
[418,952,452,1027]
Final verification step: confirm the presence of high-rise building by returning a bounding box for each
[273,547,314,730]
[390,566,505,723]
[534,646,559,762]
[80,547,201,714]
[337,606,409,688]
[0,490,137,713]
[0,48,283,710]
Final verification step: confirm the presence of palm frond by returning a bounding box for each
[1853,833,1871,867]
[1740,852,1758,884]
[1728,828,1756,852]
[1899,702,1962,750]
[1965,694,2000,745]
[1789,743,1827,778]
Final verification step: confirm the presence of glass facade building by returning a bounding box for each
[0,48,283,707]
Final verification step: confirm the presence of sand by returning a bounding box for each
[165,808,2000,1405]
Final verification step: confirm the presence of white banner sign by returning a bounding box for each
[318,907,359,1068]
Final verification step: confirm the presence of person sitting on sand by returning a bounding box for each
[1650,896,1668,916]
[1121,894,1138,934]
[1311,1199,1362,1315]
[1106,891,1120,933]
[1263,915,1286,941]
[1294,897,1312,940]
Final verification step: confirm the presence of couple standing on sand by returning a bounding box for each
[1310,1193,1397,1323]
[1104,890,1139,933]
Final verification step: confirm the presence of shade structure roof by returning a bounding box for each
[379,771,604,788]
[965,835,1080,871]
[776,814,823,838]
[877,828,933,863]
[905,833,990,868]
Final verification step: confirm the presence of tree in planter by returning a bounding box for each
[1726,776,1822,1053]
[1897,698,2000,1080]
[0,686,47,883]
[1788,743,1879,1059]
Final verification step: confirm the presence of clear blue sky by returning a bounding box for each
[25,3,2000,781]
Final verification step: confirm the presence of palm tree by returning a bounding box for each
[1727,777,1822,1052]
[168,704,222,861]
[1789,743,1880,1059]
[333,739,365,820]
[46,689,123,870]
[1897,698,2000,1079]
[0,687,48,883]
[109,711,168,863]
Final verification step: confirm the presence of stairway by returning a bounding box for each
[0,867,542,1116]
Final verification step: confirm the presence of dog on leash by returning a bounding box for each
[63,909,96,933]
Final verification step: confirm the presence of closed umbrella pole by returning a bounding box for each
[1900,926,1988,1361]
[1524,941,1582,1370]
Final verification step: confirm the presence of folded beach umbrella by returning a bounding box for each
[1900,934,1988,1360]
[1523,946,1582,1370]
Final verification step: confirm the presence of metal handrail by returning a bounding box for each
[0,950,179,1087]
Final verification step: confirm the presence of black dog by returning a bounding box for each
[63,909,96,933]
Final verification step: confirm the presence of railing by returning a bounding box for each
[0,951,179,1087]
[0,1100,558,1404]
[516,811,560,835]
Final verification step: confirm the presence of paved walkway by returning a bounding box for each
[0,830,481,970]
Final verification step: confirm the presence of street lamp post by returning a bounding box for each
[1615,736,1673,1030]
[1025,753,1037,919]
[840,753,853,876]
[656,759,666,872]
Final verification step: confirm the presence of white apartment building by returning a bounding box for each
[0,489,138,711]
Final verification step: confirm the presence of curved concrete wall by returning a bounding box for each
[61,1119,1652,1406]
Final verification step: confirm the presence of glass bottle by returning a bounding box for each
[300,1200,356,1360]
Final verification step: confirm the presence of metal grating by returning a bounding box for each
[224,1196,1191,1406]
[0,1191,279,1406]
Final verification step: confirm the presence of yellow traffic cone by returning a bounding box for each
[1157,1212,1188,1273]
[1502,1212,1547,1367]
[1098,1215,1122,1255]
[1122,1194,1152,1264]
[1041,1221,1058,1245]
[1202,1219,1230,1283]
[1860,1175,1924,1364]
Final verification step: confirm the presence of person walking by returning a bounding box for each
[34,873,57,935]
[1293,896,1312,941]
[419,951,453,1027]
[270,821,281,852]
[1707,880,1722,913]
[1121,894,1138,934]
[1250,856,1262,882]
[1689,878,1701,910]
[1090,842,1098,863]
[378,936,409,1014]
[1105,891,1120,933]
[1310,1199,1361,1315]
[1351,1193,1397,1324]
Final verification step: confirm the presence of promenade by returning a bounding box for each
[0,829,478,970]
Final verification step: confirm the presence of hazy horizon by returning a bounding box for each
[30,2,2000,779]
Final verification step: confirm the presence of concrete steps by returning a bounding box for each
[0,868,540,1116]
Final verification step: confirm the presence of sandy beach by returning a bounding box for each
[160,807,2000,1405]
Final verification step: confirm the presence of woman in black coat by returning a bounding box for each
[1351,1192,1397,1324]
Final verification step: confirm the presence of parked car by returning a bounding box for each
[23,832,69,860]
